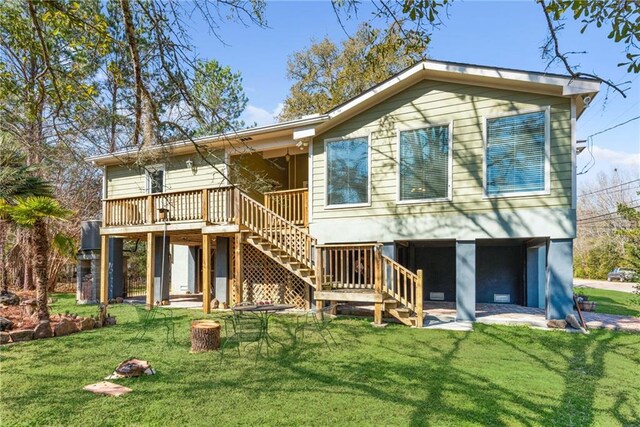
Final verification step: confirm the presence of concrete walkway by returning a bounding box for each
[423,302,640,333]
[574,278,638,293]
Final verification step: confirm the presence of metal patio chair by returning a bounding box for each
[220,311,266,364]
[295,304,338,350]
[131,302,176,344]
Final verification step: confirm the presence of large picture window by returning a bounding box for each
[399,125,450,201]
[326,137,369,206]
[485,110,548,196]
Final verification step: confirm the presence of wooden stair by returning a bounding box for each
[383,298,423,327]
[238,190,424,327]
[245,235,316,287]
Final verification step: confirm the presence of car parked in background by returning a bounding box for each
[607,268,638,282]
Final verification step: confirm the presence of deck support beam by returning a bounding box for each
[233,233,243,305]
[145,233,155,308]
[99,235,109,304]
[373,244,383,325]
[202,235,212,313]
[456,240,476,322]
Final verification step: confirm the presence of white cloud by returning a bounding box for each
[590,146,640,169]
[242,103,284,127]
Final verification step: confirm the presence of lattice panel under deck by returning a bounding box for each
[241,244,306,308]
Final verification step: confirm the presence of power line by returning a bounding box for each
[577,203,640,222]
[587,115,640,138]
[578,179,640,197]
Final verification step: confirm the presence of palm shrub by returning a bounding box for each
[7,197,72,320]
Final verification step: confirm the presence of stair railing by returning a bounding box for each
[382,255,423,322]
[237,190,316,270]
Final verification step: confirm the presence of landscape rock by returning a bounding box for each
[54,318,79,336]
[34,321,53,339]
[104,316,117,326]
[565,314,582,329]
[565,314,588,334]
[80,317,96,331]
[0,332,10,344]
[0,316,14,331]
[211,298,220,309]
[115,297,124,304]
[9,329,34,342]
[547,319,567,329]
[0,291,20,306]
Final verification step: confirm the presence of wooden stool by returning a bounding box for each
[190,320,221,352]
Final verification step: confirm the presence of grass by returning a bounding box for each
[576,287,640,317]
[1,294,640,426]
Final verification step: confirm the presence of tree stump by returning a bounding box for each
[190,320,221,352]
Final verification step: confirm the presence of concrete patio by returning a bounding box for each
[423,302,640,332]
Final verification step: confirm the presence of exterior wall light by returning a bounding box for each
[186,159,197,175]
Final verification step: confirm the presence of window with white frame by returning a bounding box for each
[146,165,165,194]
[485,110,548,196]
[326,137,369,206]
[399,125,450,201]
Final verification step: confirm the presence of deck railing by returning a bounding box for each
[316,244,378,290]
[264,188,308,227]
[103,186,236,226]
[382,255,423,321]
[238,192,316,268]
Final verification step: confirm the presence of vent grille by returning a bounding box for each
[494,294,511,303]
[429,292,445,301]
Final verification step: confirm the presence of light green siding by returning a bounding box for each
[311,80,572,221]
[105,150,227,198]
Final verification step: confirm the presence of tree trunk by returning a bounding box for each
[0,220,7,293]
[190,320,220,352]
[32,219,50,321]
[23,263,34,291]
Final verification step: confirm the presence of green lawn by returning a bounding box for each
[575,287,640,317]
[1,294,640,426]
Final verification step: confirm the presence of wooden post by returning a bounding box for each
[315,246,323,292]
[99,235,109,304]
[303,190,309,227]
[146,195,154,224]
[202,235,211,313]
[416,269,424,328]
[201,189,209,223]
[145,233,155,308]
[373,245,383,325]
[102,201,107,227]
[233,187,241,225]
[234,233,243,304]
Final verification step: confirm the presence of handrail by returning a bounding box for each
[239,192,316,269]
[103,186,236,226]
[264,188,308,195]
[316,244,378,290]
[382,255,423,321]
[264,187,308,227]
[102,185,235,201]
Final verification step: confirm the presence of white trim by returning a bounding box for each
[102,166,108,199]
[145,163,166,194]
[328,60,600,119]
[324,134,372,210]
[308,139,313,223]
[482,106,551,199]
[570,98,577,210]
[395,121,454,204]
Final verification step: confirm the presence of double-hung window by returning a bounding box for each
[398,124,451,202]
[326,137,369,207]
[146,165,165,194]
[485,109,549,197]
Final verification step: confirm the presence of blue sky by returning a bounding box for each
[191,0,640,188]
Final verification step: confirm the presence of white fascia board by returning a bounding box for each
[293,127,317,140]
[87,114,329,165]
[326,60,601,121]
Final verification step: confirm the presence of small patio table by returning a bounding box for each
[232,304,295,349]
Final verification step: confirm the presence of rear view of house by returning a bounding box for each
[88,60,600,325]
